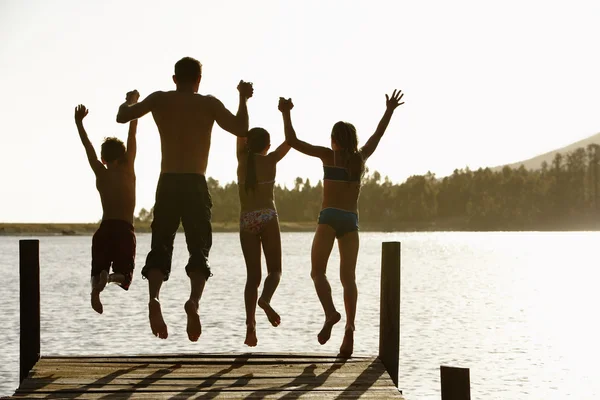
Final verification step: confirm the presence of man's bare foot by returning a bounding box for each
[90,270,108,314]
[339,328,354,358]
[184,299,202,342]
[258,298,281,327]
[244,323,258,347]
[149,298,168,339]
[317,311,341,345]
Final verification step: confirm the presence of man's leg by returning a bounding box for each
[181,176,213,342]
[142,176,180,339]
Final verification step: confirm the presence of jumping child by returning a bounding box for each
[278,90,404,356]
[236,125,290,346]
[74,90,139,314]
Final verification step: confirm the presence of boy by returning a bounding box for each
[75,91,139,314]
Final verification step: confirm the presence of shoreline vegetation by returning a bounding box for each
[6,140,600,236]
[2,213,600,236]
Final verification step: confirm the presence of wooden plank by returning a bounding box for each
[7,389,405,399]
[14,353,404,399]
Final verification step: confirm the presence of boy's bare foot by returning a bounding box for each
[318,311,341,345]
[339,328,354,358]
[108,273,125,285]
[184,299,202,342]
[90,270,109,314]
[149,298,168,339]
[244,323,258,347]
[258,298,281,327]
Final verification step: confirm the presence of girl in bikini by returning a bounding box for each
[237,126,290,347]
[278,90,404,356]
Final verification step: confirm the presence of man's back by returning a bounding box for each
[150,91,218,174]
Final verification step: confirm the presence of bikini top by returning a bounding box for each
[323,152,361,182]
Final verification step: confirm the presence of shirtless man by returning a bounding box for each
[74,92,139,314]
[116,57,253,341]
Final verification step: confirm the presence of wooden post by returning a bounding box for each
[20,239,40,384]
[379,241,400,388]
[440,366,471,400]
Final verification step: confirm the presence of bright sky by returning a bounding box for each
[2,0,600,223]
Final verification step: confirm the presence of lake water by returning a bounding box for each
[0,232,599,399]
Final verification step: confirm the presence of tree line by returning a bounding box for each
[136,144,600,230]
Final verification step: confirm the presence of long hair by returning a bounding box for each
[331,121,363,181]
[245,127,271,193]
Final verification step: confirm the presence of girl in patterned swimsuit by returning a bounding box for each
[237,127,290,347]
[278,90,404,357]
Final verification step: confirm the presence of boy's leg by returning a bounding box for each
[111,221,136,291]
[90,223,111,314]
[181,175,212,342]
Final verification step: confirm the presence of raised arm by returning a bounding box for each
[116,90,158,123]
[236,136,247,160]
[74,104,104,175]
[123,91,139,166]
[360,89,404,160]
[268,140,291,163]
[125,120,138,166]
[214,80,253,137]
[279,97,330,160]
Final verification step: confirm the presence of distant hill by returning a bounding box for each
[491,132,600,171]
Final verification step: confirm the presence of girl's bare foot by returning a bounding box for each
[149,298,168,339]
[258,298,281,327]
[90,270,109,314]
[244,323,258,347]
[317,311,341,345]
[184,299,201,342]
[339,327,354,358]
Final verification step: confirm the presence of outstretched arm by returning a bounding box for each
[214,80,253,137]
[74,104,104,174]
[360,89,404,160]
[125,120,138,166]
[268,140,291,163]
[279,98,330,160]
[116,90,157,123]
[236,136,247,160]
[123,91,139,165]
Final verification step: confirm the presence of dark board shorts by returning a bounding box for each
[91,219,136,290]
[142,173,213,282]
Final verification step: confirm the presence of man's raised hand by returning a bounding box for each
[385,89,404,111]
[126,90,140,105]
[238,80,254,99]
[278,97,294,112]
[74,104,89,122]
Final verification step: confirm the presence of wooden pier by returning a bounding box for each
[8,239,471,399]
[8,353,404,399]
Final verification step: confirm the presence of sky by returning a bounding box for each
[2,0,600,222]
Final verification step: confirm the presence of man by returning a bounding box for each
[116,57,253,341]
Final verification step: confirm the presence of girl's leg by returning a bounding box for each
[258,216,283,326]
[337,230,359,357]
[311,224,340,344]
[240,230,262,346]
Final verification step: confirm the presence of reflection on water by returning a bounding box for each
[0,232,599,399]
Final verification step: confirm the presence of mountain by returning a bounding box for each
[491,132,600,171]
